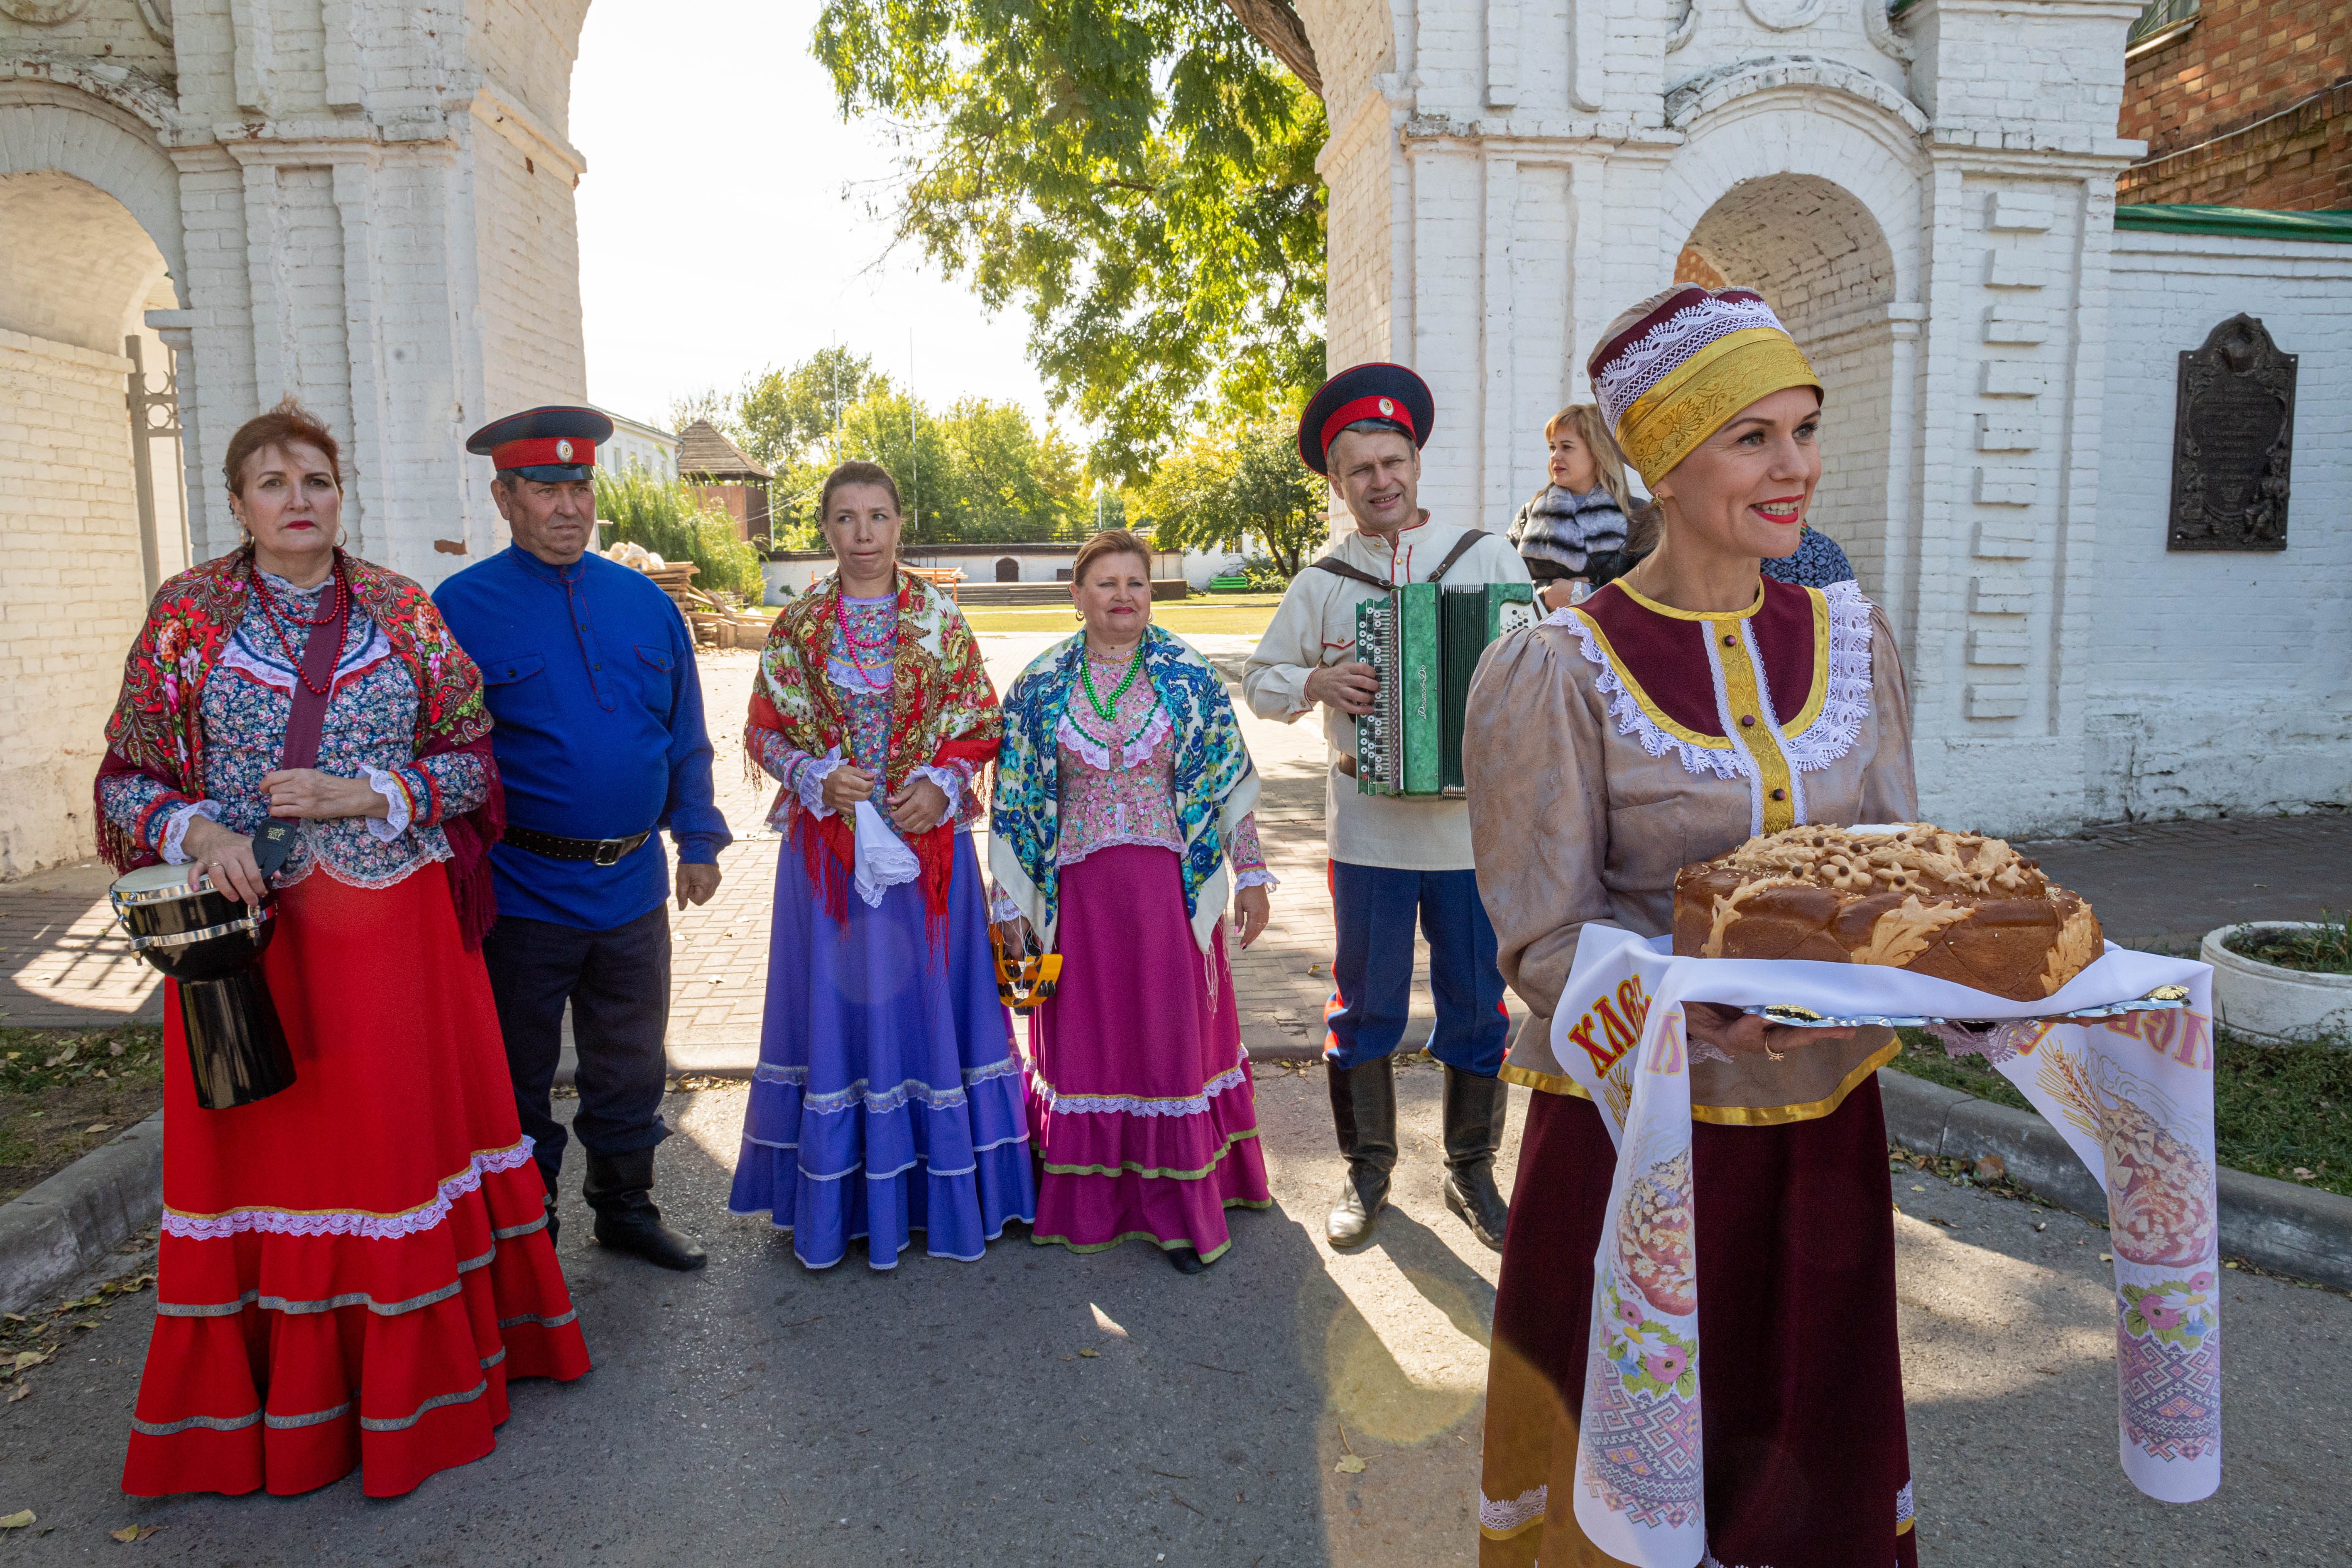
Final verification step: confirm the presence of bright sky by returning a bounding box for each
[570,0,1055,436]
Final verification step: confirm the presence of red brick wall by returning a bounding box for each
[2117,0,2351,209]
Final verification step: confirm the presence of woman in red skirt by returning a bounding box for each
[988,530,1276,1272]
[95,400,589,1498]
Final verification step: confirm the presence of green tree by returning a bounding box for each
[1136,411,1323,576]
[593,468,764,599]
[814,0,1328,482]
[734,346,889,473]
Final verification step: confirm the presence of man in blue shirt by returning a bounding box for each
[436,406,729,1272]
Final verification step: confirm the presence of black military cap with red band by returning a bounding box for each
[465,405,616,482]
[1296,362,1435,476]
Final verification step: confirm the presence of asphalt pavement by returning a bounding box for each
[5,1073,2350,1565]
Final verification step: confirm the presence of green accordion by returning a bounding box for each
[1353,580,1538,797]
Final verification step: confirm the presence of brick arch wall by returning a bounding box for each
[0,83,185,290]
[1658,97,1925,603]
[0,152,182,876]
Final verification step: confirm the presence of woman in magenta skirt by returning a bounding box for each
[988,530,1276,1272]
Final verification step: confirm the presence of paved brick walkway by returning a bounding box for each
[9,637,2346,1054]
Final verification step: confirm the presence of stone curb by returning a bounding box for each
[0,1110,164,1316]
[1876,1068,2352,1292]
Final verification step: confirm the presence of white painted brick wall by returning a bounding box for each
[2087,231,2352,820]
[0,330,147,875]
[0,0,595,874]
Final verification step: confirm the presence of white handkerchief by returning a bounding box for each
[851,798,920,907]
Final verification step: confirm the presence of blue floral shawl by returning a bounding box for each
[987,623,1259,953]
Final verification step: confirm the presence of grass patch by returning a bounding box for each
[1886,1026,2352,1197]
[2221,912,2352,975]
[1,1024,167,1205]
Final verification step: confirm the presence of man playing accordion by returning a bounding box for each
[1242,364,1533,1252]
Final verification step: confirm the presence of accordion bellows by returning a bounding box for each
[1670,824,2104,1001]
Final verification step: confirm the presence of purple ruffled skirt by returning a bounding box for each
[1024,845,1271,1262]
[729,830,1035,1269]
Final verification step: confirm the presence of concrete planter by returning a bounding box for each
[2202,923,2352,1043]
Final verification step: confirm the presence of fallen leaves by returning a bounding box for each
[1974,1154,2007,1180]
[1076,1348,1100,1359]
[1335,1456,1366,1474]
[10,1347,56,1373]
[0,1511,33,1531]
[85,1123,112,1136]
[110,1524,162,1543]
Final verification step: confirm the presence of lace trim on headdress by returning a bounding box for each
[160,1138,536,1241]
[1032,1062,1247,1119]
[1594,294,1788,427]
[1478,1484,1548,1535]
[1560,610,1748,784]
[1056,701,1171,771]
[1778,580,1873,774]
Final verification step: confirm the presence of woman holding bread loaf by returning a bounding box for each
[1462,285,1923,1568]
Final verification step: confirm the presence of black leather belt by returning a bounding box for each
[504,825,651,867]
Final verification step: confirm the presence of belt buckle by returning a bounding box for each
[593,838,625,867]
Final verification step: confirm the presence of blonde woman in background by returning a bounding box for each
[1507,404,1642,613]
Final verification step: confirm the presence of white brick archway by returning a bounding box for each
[0,152,182,876]
[1,0,597,873]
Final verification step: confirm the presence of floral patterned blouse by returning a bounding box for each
[750,593,981,826]
[1055,651,1272,881]
[96,572,487,889]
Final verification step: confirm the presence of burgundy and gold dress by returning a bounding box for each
[1463,574,1920,1568]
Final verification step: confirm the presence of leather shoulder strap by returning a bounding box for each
[1427,529,1492,583]
[1303,556,1392,591]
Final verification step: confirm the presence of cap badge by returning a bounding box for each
[556,439,574,461]
[1378,398,1394,416]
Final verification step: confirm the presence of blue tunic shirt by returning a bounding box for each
[435,545,732,930]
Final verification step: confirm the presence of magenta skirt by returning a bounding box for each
[1024,844,1271,1261]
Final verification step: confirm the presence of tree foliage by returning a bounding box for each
[814,0,1327,482]
[1135,411,1325,576]
[592,468,764,599]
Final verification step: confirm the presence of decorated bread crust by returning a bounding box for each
[1670,824,2103,1001]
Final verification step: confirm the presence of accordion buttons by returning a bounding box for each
[1739,714,1757,727]
[1721,634,1737,647]
[1771,788,1787,801]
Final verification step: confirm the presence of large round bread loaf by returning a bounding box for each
[1671,824,2102,1001]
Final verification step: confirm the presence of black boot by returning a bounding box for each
[1440,1067,1511,1250]
[1325,1058,1397,1249]
[583,1149,708,1271]
[534,1163,561,1249]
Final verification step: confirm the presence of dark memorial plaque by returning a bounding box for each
[2167,313,2295,552]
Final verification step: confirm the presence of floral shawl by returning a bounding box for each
[94,545,505,948]
[989,623,1259,954]
[746,570,1002,933]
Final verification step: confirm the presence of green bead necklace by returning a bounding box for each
[1078,641,1146,723]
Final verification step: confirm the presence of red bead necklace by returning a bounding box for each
[251,558,349,696]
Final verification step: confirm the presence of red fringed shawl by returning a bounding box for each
[744,571,1001,942]
[93,546,506,950]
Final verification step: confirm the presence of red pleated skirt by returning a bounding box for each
[123,863,591,1500]
[1479,1083,1917,1568]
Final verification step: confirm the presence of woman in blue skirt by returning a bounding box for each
[728,461,1034,1267]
